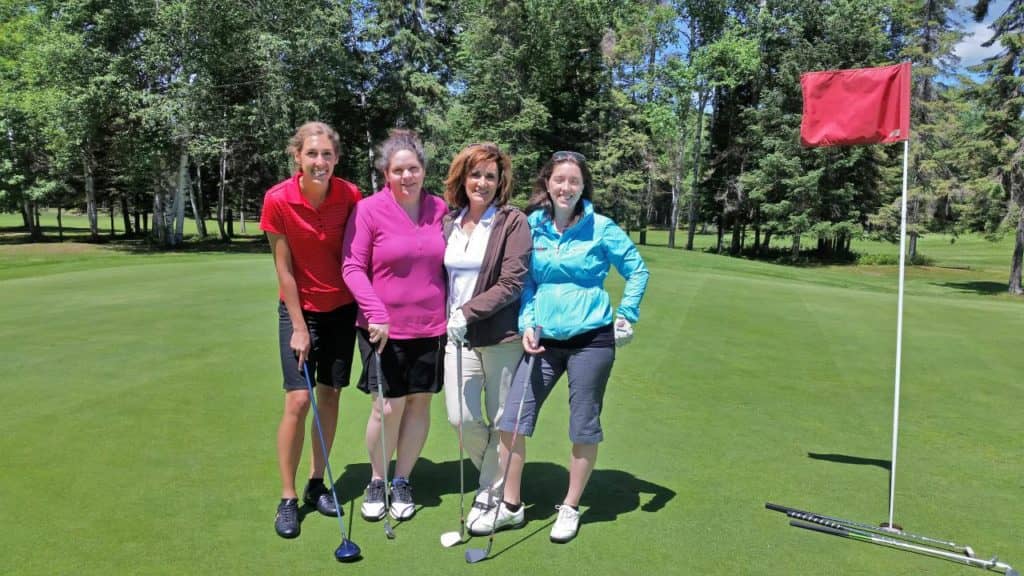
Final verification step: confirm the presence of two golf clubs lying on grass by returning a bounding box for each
[766,502,1018,576]
[302,363,361,563]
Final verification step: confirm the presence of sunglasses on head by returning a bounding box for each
[551,150,586,163]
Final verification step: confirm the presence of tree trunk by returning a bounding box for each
[686,90,708,251]
[191,162,207,238]
[57,206,64,240]
[134,211,141,235]
[1009,206,1024,295]
[362,92,378,192]
[173,148,188,245]
[152,190,166,245]
[109,200,116,237]
[120,195,132,237]
[908,233,918,261]
[20,204,30,228]
[668,178,679,249]
[83,151,99,240]
[23,199,41,240]
[791,235,801,259]
[142,212,148,234]
[239,189,247,233]
[217,146,230,241]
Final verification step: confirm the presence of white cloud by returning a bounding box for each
[953,0,1008,67]
[955,20,1003,66]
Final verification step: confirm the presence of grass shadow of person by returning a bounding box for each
[331,458,466,512]
[518,462,676,525]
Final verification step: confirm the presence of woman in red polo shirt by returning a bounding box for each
[259,122,362,539]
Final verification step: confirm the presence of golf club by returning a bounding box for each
[789,520,1018,576]
[373,349,396,540]
[766,502,974,556]
[440,342,467,548]
[466,328,541,564]
[302,363,361,563]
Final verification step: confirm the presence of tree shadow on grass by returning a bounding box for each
[933,281,1007,296]
[808,452,891,471]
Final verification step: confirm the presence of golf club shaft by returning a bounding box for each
[456,343,466,538]
[789,520,1016,575]
[302,363,351,540]
[374,350,395,538]
[468,331,541,563]
[766,502,967,552]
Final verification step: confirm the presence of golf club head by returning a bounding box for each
[963,545,975,558]
[440,531,462,548]
[334,539,361,563]
[465,547,489,564]
[384,522,396,540]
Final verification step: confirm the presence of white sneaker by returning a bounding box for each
[467,501,525,536]
[549,505,581,543]
[465,490,497,527]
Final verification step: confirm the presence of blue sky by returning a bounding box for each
[953,0,1009,67]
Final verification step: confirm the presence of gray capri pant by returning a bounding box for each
[496,328,616,444]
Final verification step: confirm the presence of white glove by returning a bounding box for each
[614,317,634,348]
[447,308,468,345]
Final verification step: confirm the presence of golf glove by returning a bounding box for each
[447,308,468,345]
[613,317,634,348]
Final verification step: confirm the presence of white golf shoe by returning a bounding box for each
[465,490,497,527]
[467,500,525,536]
[549,505,581,543]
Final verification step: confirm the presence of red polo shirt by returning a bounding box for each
[260,173,362,312]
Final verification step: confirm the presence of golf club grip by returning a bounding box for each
[790,519,848,538]
[766,502,800,515]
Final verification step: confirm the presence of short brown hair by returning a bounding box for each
[286,121,340,158]
[376,128,426,174]
[444,142,514,208]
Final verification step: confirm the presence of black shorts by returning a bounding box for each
[356,329,445,398]
[278,301,358,391]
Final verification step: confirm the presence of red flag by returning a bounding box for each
[800,62,911,147]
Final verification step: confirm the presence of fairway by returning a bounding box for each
[1,236,1021,576]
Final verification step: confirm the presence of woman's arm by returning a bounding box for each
[461,209,532,323]
[342,204,390,350]
[268,232,310,368]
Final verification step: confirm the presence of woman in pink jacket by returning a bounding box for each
[342,129,447,522]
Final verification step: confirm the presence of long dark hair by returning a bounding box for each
[526,151,593,220]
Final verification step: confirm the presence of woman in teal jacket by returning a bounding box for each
[466,151,649,544]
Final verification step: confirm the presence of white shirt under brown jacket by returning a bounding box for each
[442,204,532,347]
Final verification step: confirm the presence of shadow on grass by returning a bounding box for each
[808,452,891,471]
[1,225,269,254]
[326,458,673,545]
[933,281,1008,296]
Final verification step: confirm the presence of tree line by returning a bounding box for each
[2,0,1023,293]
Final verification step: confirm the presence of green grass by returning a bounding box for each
[1,229,1021,575]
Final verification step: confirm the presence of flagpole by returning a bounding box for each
[886,137,910,529]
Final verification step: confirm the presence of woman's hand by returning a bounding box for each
[368,323,390,353]
[291,328,311,369]
[614,317,634,348]
[522,326,545,355]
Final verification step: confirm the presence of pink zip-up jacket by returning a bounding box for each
[341,186,448,339]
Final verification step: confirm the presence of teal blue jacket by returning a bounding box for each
[519,201,650,340]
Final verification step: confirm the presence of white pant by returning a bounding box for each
[443,340,523,491]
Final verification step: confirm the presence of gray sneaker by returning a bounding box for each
[360,479,386,521]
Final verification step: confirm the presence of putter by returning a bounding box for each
[373,349,396,540]
[302,363,361,562]
[466,328,541,564]
[440,343,467,548]
[789,520,1018,576]
[766,502,974,556]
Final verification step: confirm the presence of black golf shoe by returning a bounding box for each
[275,498,300,539]
[303,481,341,517]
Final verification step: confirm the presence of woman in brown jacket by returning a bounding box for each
[442,142,531,530]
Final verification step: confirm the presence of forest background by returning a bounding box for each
[3,0,1024,293]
